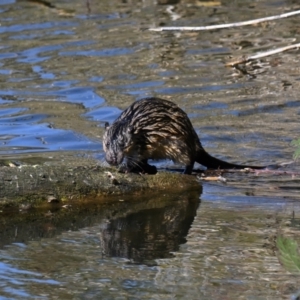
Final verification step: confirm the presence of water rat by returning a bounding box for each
[103,97,264,174]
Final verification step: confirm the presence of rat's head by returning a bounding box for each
[103,121,134,166]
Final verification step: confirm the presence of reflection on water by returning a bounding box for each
[1,185,300,299]
[0,190,201,262]
[0,190,201,298]
[100,196,199,262]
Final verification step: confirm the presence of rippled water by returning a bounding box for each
[1,0,300,299]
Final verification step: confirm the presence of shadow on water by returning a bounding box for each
[0,187,201,263]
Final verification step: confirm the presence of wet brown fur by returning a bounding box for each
[103,97,264,174]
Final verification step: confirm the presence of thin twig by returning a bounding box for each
[149,9,300,31]
[226,43,300,66]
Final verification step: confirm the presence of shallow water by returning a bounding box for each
[1,0,300,299]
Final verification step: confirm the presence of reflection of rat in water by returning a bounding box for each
[103,97,265,174]
[101,192,200,262]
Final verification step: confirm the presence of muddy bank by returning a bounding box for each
[0,156,201,209]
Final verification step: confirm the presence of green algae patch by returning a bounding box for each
[146,171,200,189]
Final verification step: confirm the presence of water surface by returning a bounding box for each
[0,0,300,298]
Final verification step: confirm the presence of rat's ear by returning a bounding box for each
[104,122,110,129]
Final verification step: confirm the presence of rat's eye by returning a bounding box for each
[105,142,110,147]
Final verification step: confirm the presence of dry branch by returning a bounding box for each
[226,43,300,67]
[150,10,300,31]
